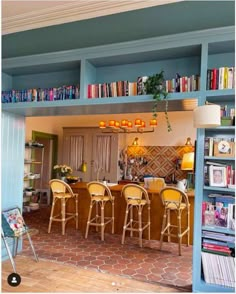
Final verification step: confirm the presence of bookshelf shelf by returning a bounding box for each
[202,225,235,236]
[203,186,235,193]
[204,156,235,161]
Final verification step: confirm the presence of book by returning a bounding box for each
[2,208,27,237]
[214,201,228,227]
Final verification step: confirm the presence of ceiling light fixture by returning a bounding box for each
[99,118,157,133]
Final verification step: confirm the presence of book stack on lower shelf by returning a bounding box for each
[201,250,235,288]
[201,192,235,289]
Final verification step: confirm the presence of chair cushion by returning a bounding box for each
[91,195,111,201]
[127,199,147,206]
[166,202,187,210]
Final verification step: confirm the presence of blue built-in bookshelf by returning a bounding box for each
[2,26,235,292]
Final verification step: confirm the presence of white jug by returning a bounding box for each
[176,179,187,191]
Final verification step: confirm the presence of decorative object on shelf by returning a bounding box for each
[99,118,157,133]
[193,102,221,128]
[53,164,73,178]
[181,152,195,190]
[209,165,227,187]
[213,140,235,158]
[132,137,139,146]
[144,70,172,132]
[185,137,193,146]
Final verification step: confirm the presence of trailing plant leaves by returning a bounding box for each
[144,70,172,132]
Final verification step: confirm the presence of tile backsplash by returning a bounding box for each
[126,145,194,182]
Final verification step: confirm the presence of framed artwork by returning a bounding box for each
[214,140,235,158]
[209,165,227,187]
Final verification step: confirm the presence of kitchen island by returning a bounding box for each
[54,182,194,244]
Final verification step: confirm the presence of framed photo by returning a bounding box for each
[209,165,227,187]
[214,140,235,158]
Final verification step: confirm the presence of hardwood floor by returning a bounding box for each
[2,256,185,293]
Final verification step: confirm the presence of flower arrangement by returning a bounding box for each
[53,164,73,177]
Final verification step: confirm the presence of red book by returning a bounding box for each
[211,68,217,90]
[203,245,231,254]
[87,84,92,98]
[202,243,229,251]
[226,165,232,185]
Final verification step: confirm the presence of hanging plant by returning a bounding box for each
[144,70,172,132]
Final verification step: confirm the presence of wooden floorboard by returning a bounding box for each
[2,256,185,293]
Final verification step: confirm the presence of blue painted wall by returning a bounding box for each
[1,111,25,259]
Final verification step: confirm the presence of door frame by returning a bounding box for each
[32,131,58,179]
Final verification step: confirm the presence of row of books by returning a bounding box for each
[202,230,235,243]
[204,137,235,157]
[202,195,235,229]
[1,85,80,103]
[220,105,235,118]
[206,67,235,90]
[165,74,200,93]
[201,251,235,288]
[87,76,148,98]
[202,237,234,257]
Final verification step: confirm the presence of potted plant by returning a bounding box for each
[53,164,73,180]
[144,70,172,132]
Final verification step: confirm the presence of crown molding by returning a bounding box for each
[2,0,182,35]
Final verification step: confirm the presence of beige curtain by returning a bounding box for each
[69,136,84,171]
[96,136,111,172]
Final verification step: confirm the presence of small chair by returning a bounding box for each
[48,179,79,235]
[85,181,114,241]
[2,207,38,273]
[159,186,190,256]
[121,184,150,247]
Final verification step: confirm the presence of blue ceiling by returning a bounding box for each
[2,1,235,59]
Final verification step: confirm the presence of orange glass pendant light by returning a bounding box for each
[99,118,157,133]
[150,119,157,127]
[99,121,106,128]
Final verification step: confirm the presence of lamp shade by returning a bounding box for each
[181,152,194,170]
[193,104,221,128]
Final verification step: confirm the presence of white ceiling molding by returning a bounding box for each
[2,0,183,35]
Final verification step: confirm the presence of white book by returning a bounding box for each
[227,67,234,89]
[218,67,225,89]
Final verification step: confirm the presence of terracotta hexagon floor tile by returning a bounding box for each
[113,263,128,270]
[132,273,148,281]
[84,255,97,261]
[146,273,163,282]
[121,268,137,276]
[57,256,71,262]
[163,266,179,273]
[91,259,105,266]
[161,273,178,281]
[21,208,193,291]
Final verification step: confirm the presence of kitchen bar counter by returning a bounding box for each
[58,182,194,244]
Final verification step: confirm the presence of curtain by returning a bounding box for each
[69,136,84,171]
[96,136,111,172]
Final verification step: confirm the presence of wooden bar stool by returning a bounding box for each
[85,181,114,241]
[159,186,190,256]
[48,179,79,235]
[121,184,150,247]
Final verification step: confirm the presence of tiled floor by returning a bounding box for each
[21,207,192,292]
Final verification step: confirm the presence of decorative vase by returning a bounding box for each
[61,176,66,182]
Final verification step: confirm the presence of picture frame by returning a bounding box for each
[209,165,227,187]
[213,140,235,158]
